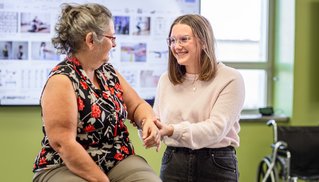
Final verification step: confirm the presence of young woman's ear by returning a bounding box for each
[201,41,206,49]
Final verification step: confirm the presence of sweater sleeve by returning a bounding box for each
[153,72,165,119]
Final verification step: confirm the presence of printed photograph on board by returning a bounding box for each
[0,41,13,60]
[114,16,130,35]
[20,13,51,33]
[12,41,28,60]
[132,16,150,35]
[31,41,59,61]
[120,42,147,62]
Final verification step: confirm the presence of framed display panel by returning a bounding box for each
[0,0,199,106]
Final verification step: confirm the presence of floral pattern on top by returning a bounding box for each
[33,57,134,174]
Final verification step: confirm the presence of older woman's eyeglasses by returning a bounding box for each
[103,35,116,44]
[166,35,192,47]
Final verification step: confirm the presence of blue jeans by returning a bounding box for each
[160,146,239,182]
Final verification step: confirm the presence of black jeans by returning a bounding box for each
[160,146,238,182]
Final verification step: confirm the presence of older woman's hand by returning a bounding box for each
[141,118,161,152]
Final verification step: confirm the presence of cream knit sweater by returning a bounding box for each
[153,62,245,149]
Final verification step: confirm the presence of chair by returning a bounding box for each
[257,120,319,182]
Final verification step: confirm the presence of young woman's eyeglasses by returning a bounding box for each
[166,35,192,47]
[103,35,116,44]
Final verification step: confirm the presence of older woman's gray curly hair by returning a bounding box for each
[52,3,112,56]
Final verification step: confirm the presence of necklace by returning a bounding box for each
[192,76,198,92]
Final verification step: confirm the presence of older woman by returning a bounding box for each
[32,3,161,182]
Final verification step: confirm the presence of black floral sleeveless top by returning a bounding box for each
[33,57,135,174]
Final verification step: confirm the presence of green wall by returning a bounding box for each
[273,0,319,126]
[292,0,319,123]
[2,0,319,181]
[0,107,42,182]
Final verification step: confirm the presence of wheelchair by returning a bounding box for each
[257,120,319,182]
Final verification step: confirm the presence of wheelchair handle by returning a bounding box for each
[266,119,276,126]
[267,119,278,143]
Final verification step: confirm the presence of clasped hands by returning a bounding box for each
[137,118,173,152]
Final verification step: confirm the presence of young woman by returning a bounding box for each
[154,14,245,182]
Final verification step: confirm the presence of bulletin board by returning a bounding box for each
[0,0,200,105]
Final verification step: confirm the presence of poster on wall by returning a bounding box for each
[0,0,199,105]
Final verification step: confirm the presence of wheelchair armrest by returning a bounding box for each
[271,141,288,156]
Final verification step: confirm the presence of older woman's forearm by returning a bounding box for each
[131,100,156,128]
[50,139,109,182]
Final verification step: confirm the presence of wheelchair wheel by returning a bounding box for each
[275,155,289,180]
[257,156,277,182]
